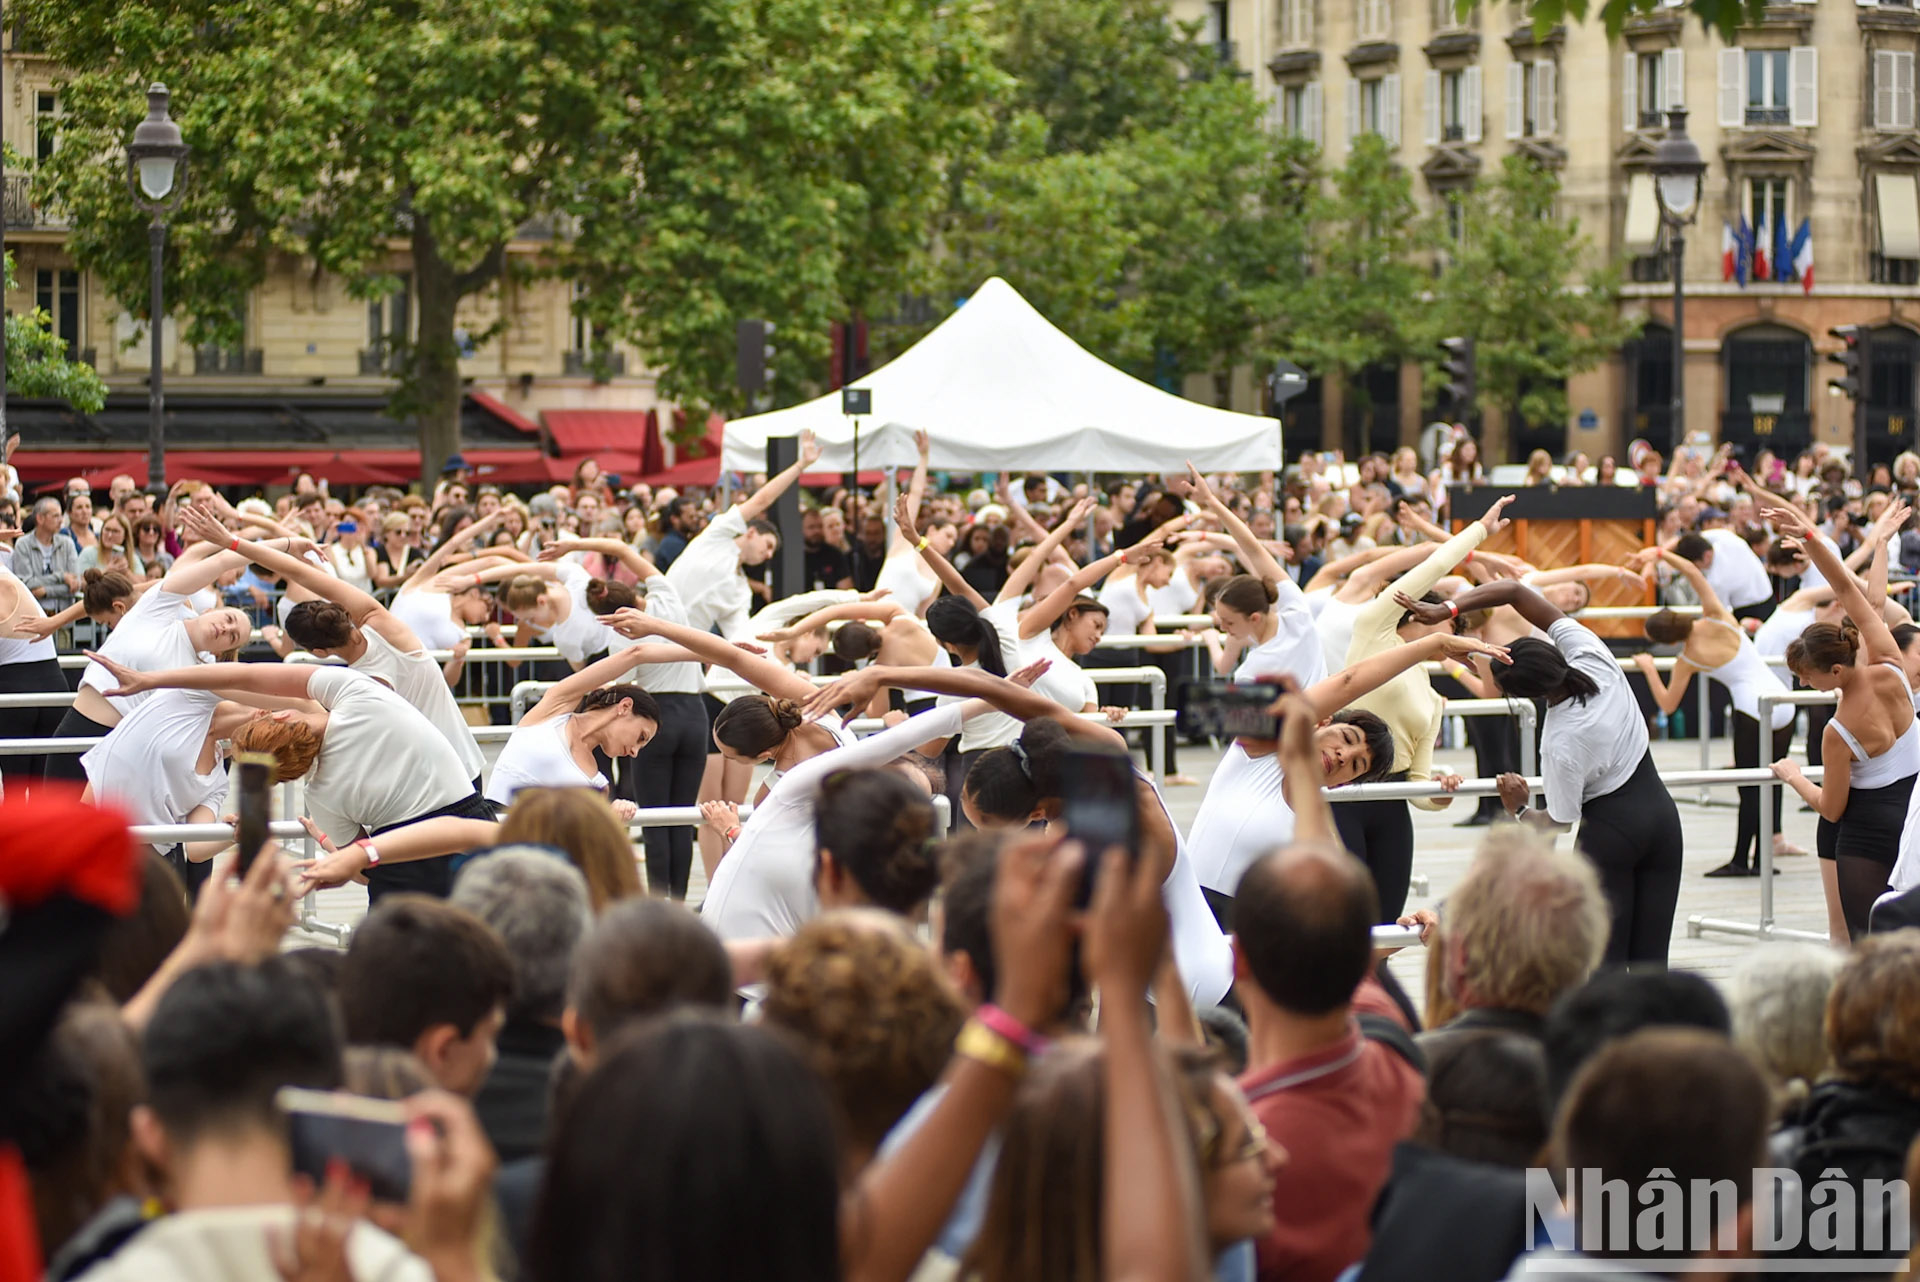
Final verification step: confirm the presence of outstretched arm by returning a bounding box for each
[735,430,821,524]
[895,492,988,610]
[524,644,657,723]
[86,653,316,702]
[1278,695,1339,848]
[600,607,818,701]
[1179,463,1288,587]
[760,600,903,641]
[997,497,1094,605]
[538,537,659,582]
[402,510,507,590]
[1633,651,1696,716]
[1763,498,1906,665]
[888,430,932,554]
[1299,633,1510,721]
[1401,578,1566,636]
[1018,537,1165,642]
[801,662,1126,751]
[1634,546,1730,623]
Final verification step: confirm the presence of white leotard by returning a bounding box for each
[1691,618,1794,731]
[875,551,939,617]
[485,713,606,806]
[1187,743,1294,896]
[1830,666,1920,790]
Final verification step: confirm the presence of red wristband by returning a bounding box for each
[1445,600,1460,620]
[229,537,241,552]
[976,1003,1051,1056]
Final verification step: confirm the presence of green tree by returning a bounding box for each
[1122,75,1318,405]
[1430,155,1638,437]
[988,0,1199,155]
[17,0,996,481]
[1454,0,1766,40]
[1284,134,1435,436]
[4,251,107,412]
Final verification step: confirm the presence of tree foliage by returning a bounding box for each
[1284,134,1436,392]
[4,252,107,412]
[1429,156,1638,430]
[1455,0,1767,40]
[16,0,999,480]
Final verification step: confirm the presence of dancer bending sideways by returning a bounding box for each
[1398,581,1683,967]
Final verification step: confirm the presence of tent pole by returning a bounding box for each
[1085,470,1096,560]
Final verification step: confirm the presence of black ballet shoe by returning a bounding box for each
[1705,861,1752,878]
[1748,865,1782,876]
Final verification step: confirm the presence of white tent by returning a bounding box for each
[722,277,1283,474]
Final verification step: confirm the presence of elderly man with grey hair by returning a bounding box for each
[1413,825,1610,1063]
[1726,942,1843,1119]
[451,846,593,1162]
[13,495,80,612]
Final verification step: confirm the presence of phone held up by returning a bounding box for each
[1177,681,1284,742]
[233,750,276,877]
[1059,743,1142,906]
[278,1087,415,1203]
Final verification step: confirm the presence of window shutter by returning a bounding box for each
[1859,0,1882,7]
[1348,78,1361,144]
[1789,46,1817,127]
[1426,70,1442,144]
[1900,52,1916,130]
[1718,47,1743,128]
[1878,50,1897,130]
[1464,66,1482,142]
[1535,60,1557,136]
[1663,47,1685,110]
[1623,53,1637,132]
[1304,81,1323,145]
[1383,72,1402,144]
[1507,63,1525,138]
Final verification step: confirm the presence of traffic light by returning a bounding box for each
[1436,337,1476,418]
[1828,325,1864,400]
[736,319,777,395]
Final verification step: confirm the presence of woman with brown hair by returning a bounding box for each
[496,786,643,910]
[483,643,662,815]
[1763,496,1919,940]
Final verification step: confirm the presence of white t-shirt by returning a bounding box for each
[82,688,227,836]
[666,506,754,640]
[1147,571,1200,619]
[391,590,468,651]
[485,713,606,806]
[0,564,56,665]
[703,704,968,941]
[1186,743,1294,895]
[354,628,485,781]
[1234,586,1329,689]
[629,578,703,695]
[81,588,203,713]
[542,562,624,666]
[286,667,476,846]
[1702,528,1772,609]
[1021,633,1097,711]
[1539,618,1649,826]
[941,598,1023,753]
[1097,579,1153,639]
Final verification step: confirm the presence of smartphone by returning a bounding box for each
[1178,681,1283,741]
[1059,744,1141,906]
[233,750,275,876]
[279,1087,414,1203]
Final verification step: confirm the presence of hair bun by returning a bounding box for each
[585,579,608,604]
[771,698,805,731]
[82,568,105,584]
[1263,580,1280,604]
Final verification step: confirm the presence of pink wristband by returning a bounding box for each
[976,1003,1050,1056]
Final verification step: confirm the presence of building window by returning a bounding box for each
[1873,171,1920,283]
[1876,50,1916,132]
[1425,68,1481,144]
[1199,0,1232,61]
[35,268,80,358]
[1431,0,1463,30]
[1348,74,1401,144]
[34,91,61,164]
[1280,82,1323,144]
[1358,0,1391,42]
[1506,60,1557,139]
[1624,49,1684,132]
[1747,176,1791,247]
[1279,0,1312,49]
[1719,46,1816,129]
[364,279,412,374]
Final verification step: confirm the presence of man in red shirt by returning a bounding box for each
[1230,695,1425,1282]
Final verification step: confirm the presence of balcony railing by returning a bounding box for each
[1442,122,1465,141]
[1871,253,1920,285]
[1745,105,1790,126]
[1628,253,1671,283]
[1721,410,1812,453]
[358,344,407,376]
[194,346,264,375]
[0,174,62,229]
[1637,108,1664,129]
[563,349,627,380]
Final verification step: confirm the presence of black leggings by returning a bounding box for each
[1731,711,1796,871]
[1332,797,1414,922]
[42,706,115,784]
[367,790,499,902]
[626,692,708,900]
[1575,749,1684,967]
[0,658,71,793]
[1818,773,1914,940]
[1435,674,1518,820]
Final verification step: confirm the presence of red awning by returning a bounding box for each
[468,390,541,435]
[544,410,655,455]
[18,449,414,490]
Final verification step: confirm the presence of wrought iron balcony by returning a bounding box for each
[563,349,627,380]
[194,346,263,375]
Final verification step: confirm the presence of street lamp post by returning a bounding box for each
[1650,107,1707,457]
[125,84,188,489]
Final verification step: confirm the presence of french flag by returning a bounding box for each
[1753,216,1771,281]
[1788,217,1813,294]
[1734,216,1753,287]
[1722,221,1737,281]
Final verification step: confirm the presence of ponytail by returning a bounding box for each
[1489,637,1601,705]
[584,578,639,615]
[926,595,1007,677]
[1215,574,1278,617]
[962,719,1071,823]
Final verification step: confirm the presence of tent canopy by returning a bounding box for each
[723,277,1283,475]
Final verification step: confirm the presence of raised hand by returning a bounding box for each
[1391,592,1453,627]
[536,539,584,562]
[798,428,821,467]
[1183,461,1219,508]
[914,427,930,460]
[1436,634,1511,665]
[800,667,881,723]
[1475,493,1515,536]
[1758,497,1816,539]
[180,502,234,549]
[1082,842,1170,1002]
[81,649,154,698]
[893,492,921,544]
[1008,658,1052,688]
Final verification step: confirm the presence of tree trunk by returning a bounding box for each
[411,225,465,493]
[1212,370,1232,409]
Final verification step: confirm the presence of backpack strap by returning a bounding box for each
[1357,1012,1427,1076]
